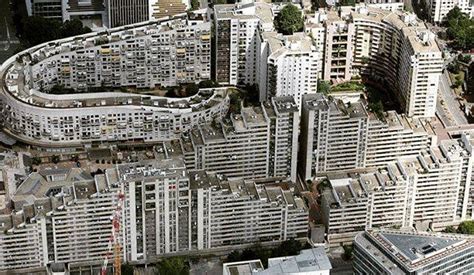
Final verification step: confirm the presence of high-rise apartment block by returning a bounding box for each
[353,230,474,274]
[300,93,369,177]
[258,32,320,108]
[0,159,308,272]
[0,15,218,146]
[300,94,433,180]
[427,0,474,23]
[214,3,274,85]
[314,7,443,117]
[180,97,299,182]
[320,134,474,245]
[107,0,149,28]
[26,0,193,29]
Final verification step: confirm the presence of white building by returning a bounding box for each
[223,247,332,275]
[300,93,435,180]
[300,94,369,179]
[0,14,227,147]
[428,0,474,23]
[258,32,320,108]
[0,158,308,272]
[320,138,474,245]
[354,230,474,274]
[181,97,299,182]
[214,3,274,86]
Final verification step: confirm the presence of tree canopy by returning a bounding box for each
[21,17,92,47]
[457,221,474,235]
[274,4,304,35]
[155,257,189,275]
[444,7,474,50]
[225,239,304,267]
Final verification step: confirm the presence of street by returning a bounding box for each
[437,70,468,126]
[0,0,20,64]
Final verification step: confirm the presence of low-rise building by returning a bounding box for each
[353,229,474,274]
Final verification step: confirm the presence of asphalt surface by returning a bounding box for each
[437,71,468,126]
[0,0,20,64]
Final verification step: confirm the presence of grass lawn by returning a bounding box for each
[330,81,365,92]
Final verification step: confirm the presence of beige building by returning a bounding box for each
[314,6,443,117]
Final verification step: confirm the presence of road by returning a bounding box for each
[0,0,20,64]
[437,71,468,126]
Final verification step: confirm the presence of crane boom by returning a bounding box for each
[101,192,125,275]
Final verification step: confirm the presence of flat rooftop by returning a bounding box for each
[261,247,332,274]
[358,230,474,272]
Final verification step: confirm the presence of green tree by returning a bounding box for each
[444,7,474,50]
[198,80,219,88]
[457,221,474,234]
[21,17,92,48]
[191,0,200,10]
[185,83,199,96]
[226,250,241,262]
[317,80,331,95]
[443,226,457,233]
[21,16,62,47]
[155,257,189,275]
[272,238,302,258]
[342,245,353,261]
[60,19,92,38]
[274,4,304,35]
[121,264,134,275]
[467,62,474,94]
[32,156,42,166]
[51,155,60,164]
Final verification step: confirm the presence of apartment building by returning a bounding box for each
[0,157,307,272]
[214,3,274,85]
[21,16,210,91]
[300,93,369,179]
[445,133,474,220]
[258,32,320,108]
[25,0,108,28]
[319,9,354,81]
[315,6,443,117]
[62,0,108,29]
[300,94,434,180]
[321,139,473,245]
[0,168,120,271]
[365,111,434,167]
[189,170,308,250]
[354,230,474,274]
[0,15,221,147]
[115,159,190,261]
[180,97,299,182]
[107,0,149,28]
[428,0,474,23]
[25,0,63,20]
[149,0,188,20]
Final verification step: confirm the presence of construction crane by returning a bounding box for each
[101,191,125,275]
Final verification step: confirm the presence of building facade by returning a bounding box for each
[258,32,320,108]
[214,3,274,85]
[181,97,299,182]
[353,230,474,274]
[300,93,434,180]
[0,15,219,147]
[320,138,474,245]
[0,159,308,272]
[315,6,443,117]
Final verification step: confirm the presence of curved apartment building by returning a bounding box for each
[315,6,443,117]
[0,14,229,147]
